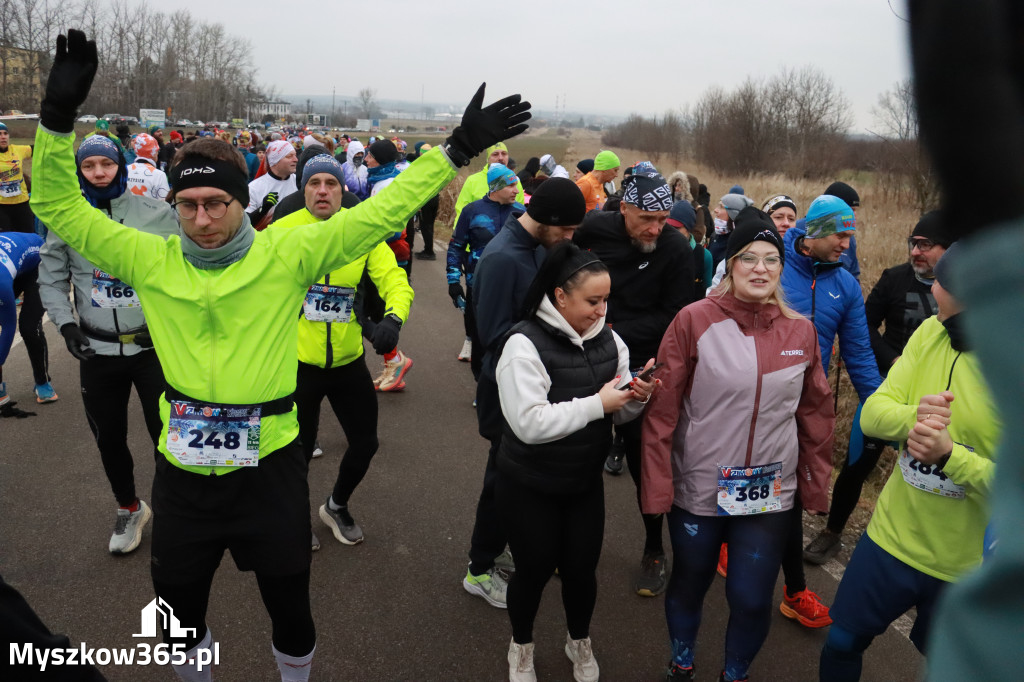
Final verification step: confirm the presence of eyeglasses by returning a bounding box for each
[171,197,235,220]
[735,253,782,270]
[907,237,938,252]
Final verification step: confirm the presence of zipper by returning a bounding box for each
[324,273,333,367]
[744,319,764,467]
[206,275,216,398]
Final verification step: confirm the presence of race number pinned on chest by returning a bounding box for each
[303,284,355,323]
[166,400,261,467]
[0,179,22,198]
[717,462,783,516]
[91,268,141,308]
[898,449,965,499]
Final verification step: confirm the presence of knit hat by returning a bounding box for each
[594,150,620,171]
[824,181,860,208]
[0,122,7,132]
[666,200,696,232]
[302,135,318,150]
[367,139,399,165]
[267,140,294,168]
[76,134,122,165]
[76,135,127,202]
[487,164,518,192]
[805,195,856,238]
[725,207,784,265]
[419,143,432,154]
[525,177,586,226]
[147,124,161,135]
[95,120,109,132]
[728,184,745,195]
[576,159,594,174]
[762,194,797,216]
[932,241,962,298]
[301,154,345,191]
[632,161,658,175]
[720,193,754,220]
[132,133,160,163]
[169,130,183,143]
[911,210,954,247]
[238,130,252,145]
[414,141,427,155]
[623,173,673,212]
[539,154,557,176]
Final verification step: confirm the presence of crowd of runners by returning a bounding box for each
[0,23,1011,682]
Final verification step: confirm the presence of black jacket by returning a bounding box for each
[574,211,696,367]
[864,262,937,375]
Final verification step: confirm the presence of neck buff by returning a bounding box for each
[622,173,673,212]
[367,161,399,190]
[179,212,255,270]
[714,217,729,235]
[76,135,128,205]
[942,313,970,352]
[168,157,250,207]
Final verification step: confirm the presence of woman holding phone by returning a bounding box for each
[496,242,657,682]
[641,207,834,682]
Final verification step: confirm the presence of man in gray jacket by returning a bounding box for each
[38,134,177,554]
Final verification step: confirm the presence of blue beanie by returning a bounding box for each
[75,135,127,203]
[729,184,745,195]
[804,195,856,239]
[301,154,345,190]
[76,135,122,165]
[0,122,7,132]
[486,164,517,192]
[666,200,696,231]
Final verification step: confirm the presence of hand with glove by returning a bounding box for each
[60,323,96,361]
[41,29,98,133]
[448,282,466,309]
[443,83,531,167]
[371,314,402,355]
[262,192,280,213]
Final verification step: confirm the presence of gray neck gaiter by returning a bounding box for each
[179,214,256,270]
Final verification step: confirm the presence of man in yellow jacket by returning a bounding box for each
[271,154,412,548]
[31,29,529,682]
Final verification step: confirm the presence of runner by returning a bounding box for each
[0,122,36,233]
[33,29,529,681]
[247,140,298,228]
[453,142,525,227]
[126,132,170,200]
[340,139,368,200]
[574,151,619,213]
[38,133,178,554]
[0,230,45,417]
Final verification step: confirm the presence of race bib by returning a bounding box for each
[302,284,354,322]
[717,462,784,516]
[0,180,21,198]
[166,400,261,467]
[91,269,141,308]
[898,449,965,499]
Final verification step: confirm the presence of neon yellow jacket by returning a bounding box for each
[452,143,524,227]
[271,207,413,368]
[861,316,1000,582]
[30,126,454,475]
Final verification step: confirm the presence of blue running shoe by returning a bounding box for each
[34,382,59,404]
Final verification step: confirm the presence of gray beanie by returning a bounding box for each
[720,193,754,221]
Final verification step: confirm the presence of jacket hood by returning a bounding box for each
[666,171,692,201]
[536,294,607,348]
[345,140,365,160]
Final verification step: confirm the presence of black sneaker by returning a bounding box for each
[604,452,624,475]
[803,529,842,565]
[667,662,695,680]
[635,552,668,597]
[415,250,436,261]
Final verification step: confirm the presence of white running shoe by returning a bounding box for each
[508,639,537,682]
[564,634,599,682]
[457,337,472,362]
[109,500,152,555]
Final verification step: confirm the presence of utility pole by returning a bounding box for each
[332,86,336,127]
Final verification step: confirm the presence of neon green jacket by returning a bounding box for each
[271,207,413,368]
[30,126,454,475]
[452,143,524,227]
[861,316,1000,582]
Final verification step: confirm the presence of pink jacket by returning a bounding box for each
[641,292,834,516]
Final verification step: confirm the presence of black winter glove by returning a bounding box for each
[443,83,531,167]
[60,323,96,361]
[0,401,36,418]
[262,192,280,211]
[133,331,154,349]
[448,282,466,306]
[41,29,98,133]
[370,315,402,355]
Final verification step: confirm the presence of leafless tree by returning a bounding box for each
[869,79,939,213]
[357,87,377,118]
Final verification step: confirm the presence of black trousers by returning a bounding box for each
[295,357,379,506]
[418,194,439,254]
[79,351,165,507]
[465,286,483,380]
[620,418,665,555]
[468,374,507,574]
[497,473,605,644]
[0,270,49,386]
[0,201,36,233]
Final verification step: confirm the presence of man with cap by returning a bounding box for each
[790,181,862,279]
[666,199,710,300]
[0,121,36,233]
[709,192,754,272]
[247,139,298,227]
[271,153,413,547]
[803,210,950,565]
[341,139,369,200]
[32,28,529,680]
[453,142,526,226]
[462,177,587,608]
[574,169,696,598]
[126,132,170,200]
[572,158,594,182]
[271,144,361,225]
[38,132,178,554]
[575,150,620,213]
[446,164,525,378]
[820,242,999,681]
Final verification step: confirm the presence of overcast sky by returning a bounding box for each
[156,0,912,132]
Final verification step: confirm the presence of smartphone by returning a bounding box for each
[620,362,663,389]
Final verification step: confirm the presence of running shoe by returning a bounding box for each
[0,381,8,407]
[457,337,472,362]
[318,498,364,545]
[311,530,321,552]
[463,567,508,608]
[34,382,59,404]
[604,434,625,474]
[717,543,728,578]
[564,634,599,682]
[109,500,152,555]
[312,441,324,459]
[414,249,436,261]
[494,548,516,575]
[666,662,696,680]
[507,639,536,682]
[803,529,842,565]
[779,586,833,628]
[635,552,668,597]
[375,351,413,392]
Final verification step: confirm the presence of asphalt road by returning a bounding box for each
[0,234,923,681]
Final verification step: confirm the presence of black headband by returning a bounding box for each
[622,173,674,212]
[168,157,250,207]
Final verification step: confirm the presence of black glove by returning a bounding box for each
[448,282,466,306]
[0,401,36,418]
[370,315,402,355]
[262,192,280,211]
[60,323,96,361]
[41,29,98,134]
[133,331,153,349]
[443,83,531,167]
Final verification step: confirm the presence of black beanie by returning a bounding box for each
[725,207,784,265]
[912,210,954,247]
[525,178,587,226]
[933,241,963,298]
[576,158,595,174]
[367,139,399,165]
[824,181,860,208]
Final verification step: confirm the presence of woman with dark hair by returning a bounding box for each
[497,242,657,682]
[517,156,541,194]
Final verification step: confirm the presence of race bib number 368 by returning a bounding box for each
[717,462,784,516]
[166,401,261,467]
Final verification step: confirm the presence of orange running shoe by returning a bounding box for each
[779,586,833,628]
